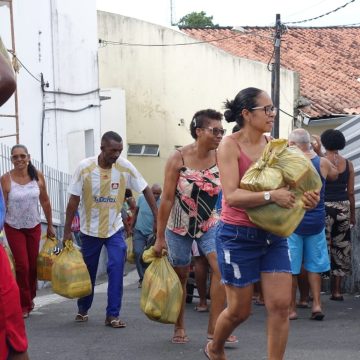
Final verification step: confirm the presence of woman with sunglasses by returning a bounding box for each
[1,144,55,318]
[205,88,319,360]
[154,109,238,345]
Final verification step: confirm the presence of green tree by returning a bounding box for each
[177,11,218,28]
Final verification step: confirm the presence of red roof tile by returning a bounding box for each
[182,27,360,118]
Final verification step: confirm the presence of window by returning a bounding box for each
[128,144,160,156]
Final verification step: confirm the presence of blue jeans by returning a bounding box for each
[216,221,291,288]
[77,229,127,317]
[133,229,150,281]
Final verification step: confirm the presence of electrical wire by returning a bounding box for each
[44,104,100,113]
[98,29,273,48]
[284,0,356,25]
[279,108,297,119]
[7,50,41,83]
[43,88,100,96]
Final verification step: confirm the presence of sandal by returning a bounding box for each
[75,313,88,322]
[194,305,209,312]
[207,334,238,345]
[171,335,189,344]
[105,317,126,328]
[204,341,211,359]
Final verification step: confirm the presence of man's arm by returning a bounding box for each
[142,186,158,233]
[63,195,80,243]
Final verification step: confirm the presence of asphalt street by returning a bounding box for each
[26,270,360,360]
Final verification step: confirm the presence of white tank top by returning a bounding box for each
[5,175,41,229]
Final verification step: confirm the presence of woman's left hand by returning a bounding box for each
[302,190,320,210]
[47,225,56,238]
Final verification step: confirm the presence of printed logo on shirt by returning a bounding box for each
[94,195,116,204]
[111,182,119,190]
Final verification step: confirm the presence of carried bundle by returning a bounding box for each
[52,240,91,299]
[37,234,58,281]
[240,139,322,237]
[140,246,182,324]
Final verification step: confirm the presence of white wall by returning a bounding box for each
[97,13,297,185]
[0,0,101,173]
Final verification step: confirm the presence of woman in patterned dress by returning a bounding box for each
[154,109,236,345]
[321,129,355,301]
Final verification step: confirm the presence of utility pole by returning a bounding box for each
[272,14,282,138]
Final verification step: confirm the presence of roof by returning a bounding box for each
[182,27,360,118]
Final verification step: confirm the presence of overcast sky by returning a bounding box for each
[97,0,360,28]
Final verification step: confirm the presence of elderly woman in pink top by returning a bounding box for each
[1,144,55,318]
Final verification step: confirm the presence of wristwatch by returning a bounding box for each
[264,191,271,201]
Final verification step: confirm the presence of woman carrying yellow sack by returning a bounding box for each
[206,88,320,360]
[0,145,55,318]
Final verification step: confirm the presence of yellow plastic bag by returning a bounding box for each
[37,235,58,281]
[3,243,15,277]
[241,139,322,237]
[52,240,92,299]
[140,246,183,324]
[126,236,135,264]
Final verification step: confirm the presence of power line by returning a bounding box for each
[7,50,42,83]
[98,29,273,48]
[284,0,357,25]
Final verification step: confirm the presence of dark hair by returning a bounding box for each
[125,188,133,198]
[232,124,240,133]
[189,109,223,139]
[320,129,346,151]
[224,87,264,128]
[11,144,39,181]
[101,131,122,144]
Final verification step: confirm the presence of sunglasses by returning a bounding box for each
[11,154,27,160]
[251,105,277,116]
[201,127,226,136]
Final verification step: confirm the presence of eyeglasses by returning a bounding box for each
[201,127,226,136]
[11,154,27,160]
[251,105,277,115]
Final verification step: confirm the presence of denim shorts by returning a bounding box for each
[216,221,292,288]
[287,229,330,275]
[165,226,217,266]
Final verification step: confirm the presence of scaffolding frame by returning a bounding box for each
[0,0,19,143]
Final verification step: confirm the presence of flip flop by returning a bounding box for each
[296,303,310,308]
[289,314,298,320]
[204,341,211,359]
[194,305,209,312]
[207,334,238,345]
[75,313,88,322]
[254,299,265,306]
[171,335,189,344]
[330,295,344,301]
[105,317,126,328]
[310,311,325,321]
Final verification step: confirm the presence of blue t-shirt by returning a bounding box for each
[294,156,325,236]
[134,195,160,236]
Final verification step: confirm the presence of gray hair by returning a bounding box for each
[288,128,311,144]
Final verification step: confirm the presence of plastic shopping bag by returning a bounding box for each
[126,236,135,264]
[37,235,58,281]
[241,139,322,237]
[52,240,92,299]
[140,246,183,324]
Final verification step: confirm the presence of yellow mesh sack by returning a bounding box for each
[37,235,58,281]
[126,236,135,264]
[52,240,92,299]
[140,247,183,324]
[241,139,322,237]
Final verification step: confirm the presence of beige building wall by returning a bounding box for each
[97,12,297,186]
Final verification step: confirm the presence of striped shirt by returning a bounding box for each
[68,156,147,238]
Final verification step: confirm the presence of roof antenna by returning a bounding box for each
[170,0,176,26]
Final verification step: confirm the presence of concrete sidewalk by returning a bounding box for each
[26,274,360,360]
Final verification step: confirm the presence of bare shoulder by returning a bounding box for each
[166,148,184,170]
[0,172,11,190]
